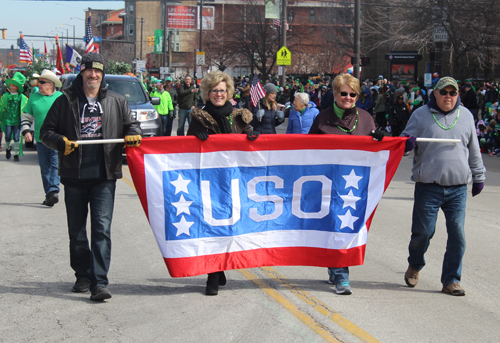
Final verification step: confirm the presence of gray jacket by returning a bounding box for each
[402,105,485,186]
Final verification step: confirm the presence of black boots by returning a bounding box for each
[206,271,226,296]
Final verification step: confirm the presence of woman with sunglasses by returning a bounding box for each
[309,73,383,295]
[187,70,260,296]
[401,77,485,296]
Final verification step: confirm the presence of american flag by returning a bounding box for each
[272,19,290,31]
[85,16,95,54]
[19,36,32,64]
[250,74,266,107]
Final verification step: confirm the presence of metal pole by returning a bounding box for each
[353,0,361,79]
[140,18,144,60]
[199,0,204,78]
[280,0,287,87]
[73,26,75,46]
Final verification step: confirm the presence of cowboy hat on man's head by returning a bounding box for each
[34,69,62,87]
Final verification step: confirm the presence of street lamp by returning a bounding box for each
[118,12,144,60]
[62,24,76,46]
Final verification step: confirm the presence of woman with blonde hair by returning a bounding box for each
[309,73,384,295]
[186,70,260,295]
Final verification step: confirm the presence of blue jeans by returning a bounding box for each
[36,142,60,195]
[328,267,349,284]
[408,182,467,286]
[4,125,20,143]
[160,114,174,136]
[64,180,116,291]
[176,108,192,136]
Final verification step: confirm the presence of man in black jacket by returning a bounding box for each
[40,52,142,302]
[176,75,198,136]
[461,83,479,122]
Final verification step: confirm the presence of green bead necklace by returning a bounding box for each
[337,110,358,133]
[432,108,460,130]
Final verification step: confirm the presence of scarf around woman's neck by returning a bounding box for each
[204,100,233,133]
[427,91,461,115]
[334,101,356,119]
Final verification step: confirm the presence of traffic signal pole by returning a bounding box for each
[279,0,287,87]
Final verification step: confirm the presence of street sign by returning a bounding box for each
[160,67,168,75]
[424,73,432,87]
[276,46,291,66]
[196,52,205,66]
[135,60,146,73]
[278,66,283,76]
[433,26,448,43]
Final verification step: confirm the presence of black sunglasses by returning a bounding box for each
[38,80,52,85]
[340,91,358,98]
[438,89,458,96]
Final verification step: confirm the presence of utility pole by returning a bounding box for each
[353,0,361,79]
[139,17,144,60]
[199,0,204,78]
[279,0,287,87]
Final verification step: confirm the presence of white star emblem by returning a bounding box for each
[342,169,363,189]
[170,174,190,195]
[173,215,194,237]
[337,209,359,230]
[172,195,194,216]
[339,190,361,210]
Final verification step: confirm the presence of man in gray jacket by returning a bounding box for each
[402,76,485,296]
[40,53,142,302]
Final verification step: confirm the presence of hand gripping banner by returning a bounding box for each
[126,134,406,277]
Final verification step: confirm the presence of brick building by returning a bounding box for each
[122,0,354,78]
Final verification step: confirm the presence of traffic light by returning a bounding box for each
[361,56,370,66]
[147,36,154,47]
[1,29,6,39]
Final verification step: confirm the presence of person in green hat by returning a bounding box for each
[0,72,28,161]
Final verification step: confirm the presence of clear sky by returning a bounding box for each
[1,0,124,52]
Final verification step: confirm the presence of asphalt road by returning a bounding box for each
[1,122,499,342]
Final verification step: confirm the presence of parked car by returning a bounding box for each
[59,74,161,136]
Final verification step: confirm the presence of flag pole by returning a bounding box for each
[73,137,461,145]
[76,139,125,145]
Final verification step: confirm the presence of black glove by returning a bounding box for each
[194,131,209,141]
[247,131,260,141]
[370,130,384,141]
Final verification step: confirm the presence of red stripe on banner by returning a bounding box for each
[164,245,366,277]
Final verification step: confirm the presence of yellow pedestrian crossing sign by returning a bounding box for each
[277,46,291,66]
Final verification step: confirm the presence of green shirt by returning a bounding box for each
[0,92,28,127]
[23,91,62,142]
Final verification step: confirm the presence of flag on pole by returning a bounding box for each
[65,44,82,67]
[31,44,38,63]
[44,42,48,55]
[126,134,406,277]
[250,74,266,107]
[19,36,33,64]
[85,15,95,54]
[55,37,65,75]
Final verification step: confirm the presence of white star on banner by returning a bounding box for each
[339,190,361,210]
[337,209,359,230]
[173,215,194,237]
[342,169,363,189]
[170,174,190,195]
[172,195,194,216]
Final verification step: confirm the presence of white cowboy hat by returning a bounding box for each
[36,69,62,87]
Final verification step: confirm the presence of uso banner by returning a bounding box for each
[126,135,406,277]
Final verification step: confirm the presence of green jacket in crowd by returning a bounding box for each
[150,89,174,116]
[0,92,28,129]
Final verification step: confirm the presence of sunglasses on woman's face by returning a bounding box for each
[438,89,458,96]
[38,80,52,85]
[340,91,357,98]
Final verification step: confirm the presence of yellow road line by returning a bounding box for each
[260,267,380,343]
[238,269,341,343]
[121,166,136,191]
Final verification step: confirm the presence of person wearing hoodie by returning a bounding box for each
[388,95,410,137]
[286,92,319,134]
[356,87,372,112]
[402,77,485,296]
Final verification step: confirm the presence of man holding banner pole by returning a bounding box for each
[40,52,142,301]
[402,76,485,296]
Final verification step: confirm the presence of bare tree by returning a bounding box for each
[202,30,236,71]
[362,0,500,80]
